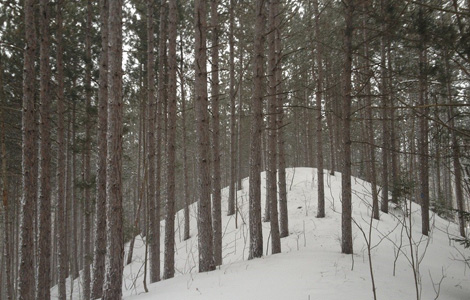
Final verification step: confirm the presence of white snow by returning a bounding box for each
[52,168,470,300]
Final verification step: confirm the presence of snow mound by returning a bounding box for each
[52,168,470,300]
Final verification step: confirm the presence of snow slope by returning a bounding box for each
[52,168,470,300]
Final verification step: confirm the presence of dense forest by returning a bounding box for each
[0,0,469,299]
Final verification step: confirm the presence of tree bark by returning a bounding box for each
[163,0,177,280]
[228,0,237,217]
[102,0,124,298]
[380,0,389,214]
[249,0,265,260]
[91,0,108,297]
[56,1,67,298]
[195,0,215,273]
[181,38,190,241]
[313,0,325,219]
[146,0,159,284]
[341,0,354,255]
[82,2,93,298]
[210,0,223,267]
[36,0,52,298]
[267,0,281,254]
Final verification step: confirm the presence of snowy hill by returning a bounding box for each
[52,168,470,300]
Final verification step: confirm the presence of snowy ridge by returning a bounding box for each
[52,168,470,300]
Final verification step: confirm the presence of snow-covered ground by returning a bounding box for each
[52,168,470,299]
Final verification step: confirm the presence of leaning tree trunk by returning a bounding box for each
[249,0,265,260]
[37,0,52,298]
[91,0,108,297]
[195,0,215,273]
[102,0,124,298]
[163,0,177,280]
[341,0,354,255]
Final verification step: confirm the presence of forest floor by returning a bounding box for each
[52,168,470,300]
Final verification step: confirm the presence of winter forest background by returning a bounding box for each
[0,0,469,299]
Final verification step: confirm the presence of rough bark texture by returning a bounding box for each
[210,0,223,266]
[56,1,67,298]
[249,0,265,260]
[82,2,93,298]
[313,0,325,219]
[102,0,124,298]
[267,0,281,255]
[362,4,379,220]
[146,0,159,284]
[91,0,108,297]
[181,39,190,241]
[341,0,354,255]
[418,3,429,236]
[163,0,177,280]
[37,0,52,298]
[180,38,191,241]
[18,0,37,295]
[380,0,389,214]
[228,0,236,217]
[276,3,288,238]
[195,0,215,273]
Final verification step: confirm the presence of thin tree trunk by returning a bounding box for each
[418,3,429,236]
[1,57,12,300]
[341,0,354,255]
[380,0,389,214]
[362,3,379,220]
[313,0,325,218]
[210,0,223,267]
[163,0,177,280]
[195,0,215,272]
[276,3,288,238]
[228,0,237,217]
[249,0,265,260]
[56,1,67,298]
[37,0,52,298]
[18,0,37,297]
[91,0,108,297]
[266,0,281,254]
[82,2,93,298]
[146,0,159,284]
[181,38,190,241]
[102,0,124,298]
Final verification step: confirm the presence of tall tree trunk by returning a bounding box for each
[418,3,429,236]
[36,0,52,298]
[181,38,190,241]
[146,0,159,284]
[341,0,354,255]
[362,2,379,220]
[71,100,79,280]
[249,0,265,260]
[18,0,37,296]
[313,0,325,218]
[380,0,389,214]
[210,0,223,267]
[102,0,124,298]
[82,2,93,298]
[163,0,177,280]
[228,0,237,217]
[56,1,67,298]
[1,52,13,300]
[195,0,215,273]
[266,0,281,254]
[276,2,288,238]
[91,0,108,297]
